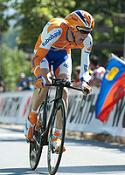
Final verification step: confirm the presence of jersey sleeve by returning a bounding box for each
[80,34,93,82]
[32,25,62,78]
[83,33,93,53]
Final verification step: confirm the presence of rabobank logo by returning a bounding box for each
[42,29,61,46]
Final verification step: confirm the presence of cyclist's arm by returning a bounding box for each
[32,27,62,78]
[80,34,93,83]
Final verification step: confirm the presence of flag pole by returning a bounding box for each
[124,31,125,59]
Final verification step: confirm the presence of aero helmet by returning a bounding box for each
[65,10,94,33]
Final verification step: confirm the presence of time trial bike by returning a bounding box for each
[29,78,85,175]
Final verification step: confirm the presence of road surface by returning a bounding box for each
[0,124,125,175]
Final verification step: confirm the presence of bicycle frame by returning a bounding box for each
[29,78,83,172]
[40,83,66,145]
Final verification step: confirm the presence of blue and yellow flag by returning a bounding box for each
[96,54,125,122]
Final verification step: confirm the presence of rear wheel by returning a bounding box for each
[29,103,46,170]
[47,99,66,175]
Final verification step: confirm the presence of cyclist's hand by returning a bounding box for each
[81,81,92,95]
[35,75,46,89]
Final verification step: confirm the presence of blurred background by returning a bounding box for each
[0,0,125,91]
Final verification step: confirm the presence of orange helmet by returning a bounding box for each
[65,10,94,33]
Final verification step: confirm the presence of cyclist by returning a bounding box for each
[24,10,95,152]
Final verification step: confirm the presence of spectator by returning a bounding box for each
[23,77,34,91]
[89,55,98,72]
[0,80,6,92]
[0,76,6,92]
[73,66,81,86]
[89,55,105,87]
[16,72,28,91]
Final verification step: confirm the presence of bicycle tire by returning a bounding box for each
[29,102,47,170]
[47,98,66,175]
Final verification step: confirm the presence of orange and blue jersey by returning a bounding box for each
[32,18,93,81]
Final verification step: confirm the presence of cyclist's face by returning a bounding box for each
[75,31,88,45]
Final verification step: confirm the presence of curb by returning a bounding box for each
[66,131,125,145]
[1,123,125,145]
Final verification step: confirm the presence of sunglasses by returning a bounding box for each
[76,26,90,34]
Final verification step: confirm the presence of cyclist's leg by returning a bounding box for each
[24,58,51,141]
[31,69,51,111]
[55,53,72,118]
[54,54,71,129]
[52,53,72,151]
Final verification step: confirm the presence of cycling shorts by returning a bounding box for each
[40,48,72,79]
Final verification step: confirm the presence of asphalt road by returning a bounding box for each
[0,124,125,175]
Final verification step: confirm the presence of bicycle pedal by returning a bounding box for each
[26,138,30,143]
[26,138,34,143]
[35,122,42,130]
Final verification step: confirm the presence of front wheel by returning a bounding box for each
[47,99,66,175]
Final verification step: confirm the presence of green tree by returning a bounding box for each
[2,0,125,69]
[2,27,20,48]
[0,0,10,34]
[12,0,76,51]
[0,0,10,76]
[73,0,125,64]
[1,44,31,91]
